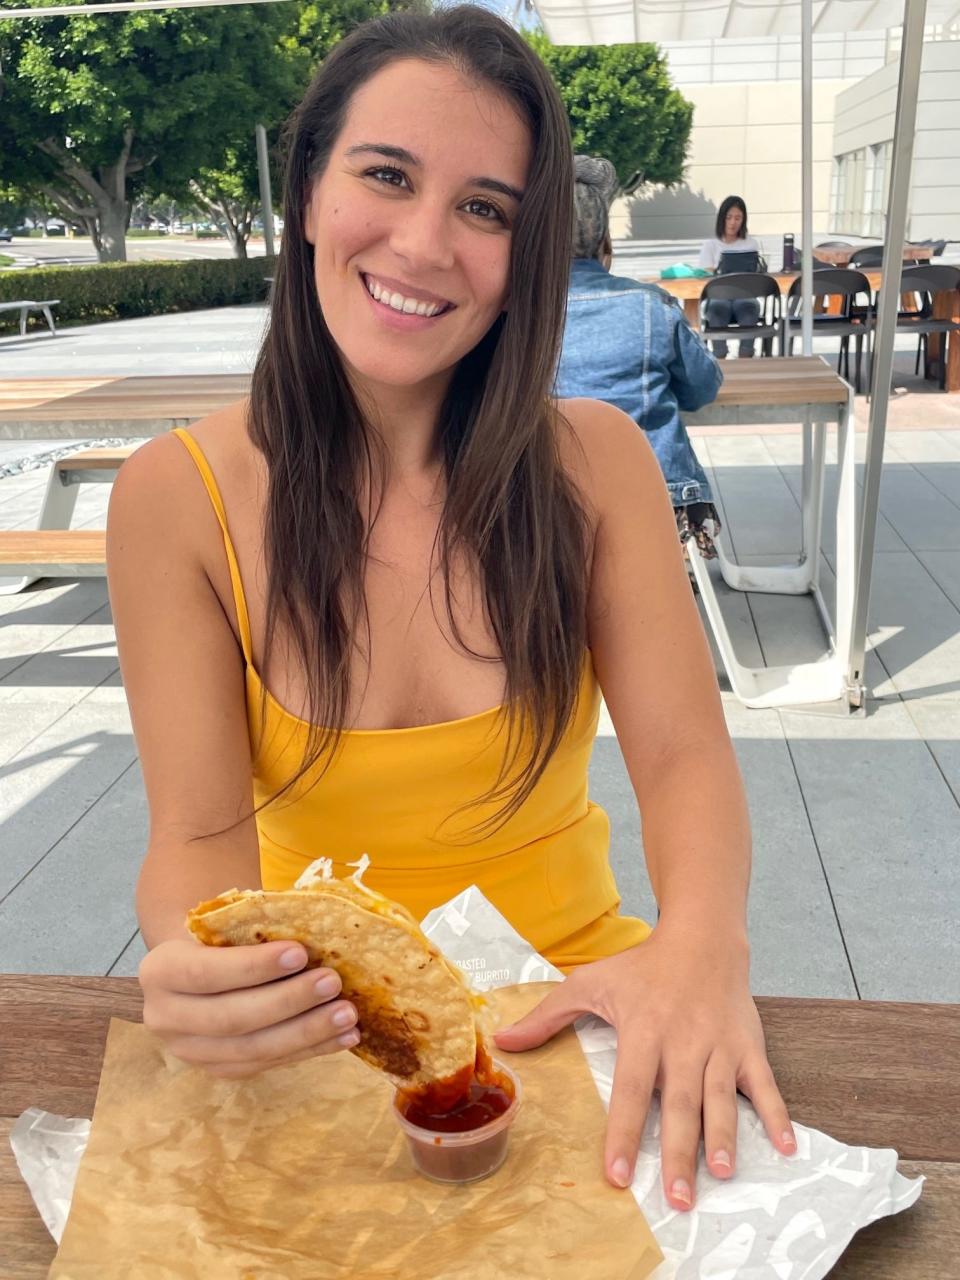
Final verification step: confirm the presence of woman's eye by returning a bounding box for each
[367,166,408,188]
[464,198,505,224]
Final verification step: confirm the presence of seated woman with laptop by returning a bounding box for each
[699,195,762,358]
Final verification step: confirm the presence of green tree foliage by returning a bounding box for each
[0,1,307,261]
[177,0,428,258]
[526,35,692,189]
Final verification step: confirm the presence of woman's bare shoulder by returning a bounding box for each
[110,399,252,519]
[109,400,252,540]
[552,396,663,513]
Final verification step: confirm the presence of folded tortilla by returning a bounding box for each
[186,859,489,1096]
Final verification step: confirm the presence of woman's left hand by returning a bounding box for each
[493,921,796,1211]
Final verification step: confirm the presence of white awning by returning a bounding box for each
[533,0,960,45]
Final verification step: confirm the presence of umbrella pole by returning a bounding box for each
[848,0,927,699]
[801,0,813,358]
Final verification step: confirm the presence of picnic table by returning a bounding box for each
[0,974,957,1276]
[648,269,960,393]
[0,373,250,439]
[0,361,857,708]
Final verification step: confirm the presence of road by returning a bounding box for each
[0,235,271,267]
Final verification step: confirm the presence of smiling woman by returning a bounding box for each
[107,4,795,1215]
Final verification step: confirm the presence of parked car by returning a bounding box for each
[45,220,66,236]
[0,228,12,242]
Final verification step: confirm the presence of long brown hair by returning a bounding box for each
[248,5,589,832]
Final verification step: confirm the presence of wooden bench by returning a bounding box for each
[0,530,106,577]
[0,299,60,337]
[0,446,133,594]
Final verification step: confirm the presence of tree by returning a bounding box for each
[525,36,693,190]
[0,1,307,261]
[181,0,428,259]
[189,147,264,260]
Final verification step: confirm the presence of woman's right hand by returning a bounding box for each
[139,938,359,1078]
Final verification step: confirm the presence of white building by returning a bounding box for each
[614,24,960,245]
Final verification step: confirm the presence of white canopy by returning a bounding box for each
[534,0,959,45]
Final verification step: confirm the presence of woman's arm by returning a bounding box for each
[107,432,261,945]
[698,238,717,270]
[497,399,793,1208]
[669,311,723,412]
[108,432,360,1075]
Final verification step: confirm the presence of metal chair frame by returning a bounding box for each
[782,269,874,393]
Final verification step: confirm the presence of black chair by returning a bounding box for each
[848,245,884,269]
[913,238,948,258]
[700,273,782,357]
[781,269,873,392]
[891,264,960,390]
[849,243,927,270]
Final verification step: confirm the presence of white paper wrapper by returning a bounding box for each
[428,889,923,1278]
[13,886,922,1276]
[9,1108,91,1245]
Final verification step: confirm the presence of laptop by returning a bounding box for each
[717,249,761,274]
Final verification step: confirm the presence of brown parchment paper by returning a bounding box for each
[50,983,662,1279]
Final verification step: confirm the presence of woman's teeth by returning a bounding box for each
[364,275,447,317]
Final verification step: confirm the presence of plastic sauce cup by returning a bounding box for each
[392,1058,522,1185]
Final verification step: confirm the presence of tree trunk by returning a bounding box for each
[224,220,249,259]
[93,198,129,262]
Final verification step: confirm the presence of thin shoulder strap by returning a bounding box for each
[172,427,254,664]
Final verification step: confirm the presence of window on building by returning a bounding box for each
[831,144,893,236]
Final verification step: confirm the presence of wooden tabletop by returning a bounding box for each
[711,355,849,405]
[0,373,250,427]
[1,975,957,1277]
[813,245,933,268]
[648,271,885,303]
[0,360,845,435]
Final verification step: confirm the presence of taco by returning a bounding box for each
[186,857,490,1105]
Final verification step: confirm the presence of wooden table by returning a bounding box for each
[812,245,933,268]
[1,975,957,1277]
[647,270,960,393]
[0,373,251,440]
[682,357,858,709]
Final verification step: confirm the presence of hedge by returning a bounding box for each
[0,255,276,332]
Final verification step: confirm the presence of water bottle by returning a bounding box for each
[783,233,795,272]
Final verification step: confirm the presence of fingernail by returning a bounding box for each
[279,947,306,970]
[332,1005,356,1029]
[781,1129,797,1151]
[671,1178,692,1207]
[611,1157,632,1187]
[314,974,340,999]
[712,1149,732,1171]
[338,1030,360,1048]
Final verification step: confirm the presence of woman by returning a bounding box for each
[700,195,763,358]
[556,155,723,558]
[108,6,794,1212]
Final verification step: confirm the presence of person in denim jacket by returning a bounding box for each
[555,156,724,557]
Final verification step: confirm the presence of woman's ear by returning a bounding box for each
[302,182,320,246]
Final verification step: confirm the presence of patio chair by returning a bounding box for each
[782,269,874,393]
[699,272,782,357]
[891,264,960,390]
[849,243,927,270]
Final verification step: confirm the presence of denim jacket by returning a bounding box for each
[554,258,722,505]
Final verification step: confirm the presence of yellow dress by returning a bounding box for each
[174,429,651,969]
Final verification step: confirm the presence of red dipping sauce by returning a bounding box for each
[398,1073,514,1133]
[392,1059,522,1184]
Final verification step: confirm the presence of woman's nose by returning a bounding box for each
[389,200,456,271]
